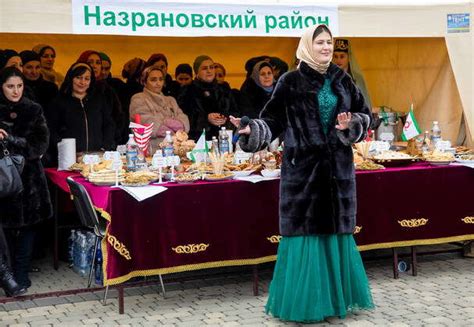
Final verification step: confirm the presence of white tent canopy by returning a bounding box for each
[1,0,472,143]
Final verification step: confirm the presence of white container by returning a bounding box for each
[261,169,281,178]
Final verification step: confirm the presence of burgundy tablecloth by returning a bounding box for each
[45,163,474,285]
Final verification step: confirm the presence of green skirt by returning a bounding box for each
[265,234,374,323]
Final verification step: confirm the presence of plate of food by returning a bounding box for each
[261,169,281,178]
[232,170,255,177]
[204,173,234,181]
[120,181,150,187]
[372,151,417,167]
[174,173,201,184]
[455,154,474,164]
[423,150,454,165]
[355,160,386,171]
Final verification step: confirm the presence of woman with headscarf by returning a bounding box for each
[47,62,115,157]
[231,24,374,322]
[0,67,51,293]
[239,61,275,119]
[145,53,180,98]
[32,44,64,87]
[177,55,239,141]
[76,50,127,144]
[129,66,189,152]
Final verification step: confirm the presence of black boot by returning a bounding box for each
[0,261,27,297]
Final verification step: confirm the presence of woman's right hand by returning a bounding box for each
[0,129,8,140]
[229,116,251,135]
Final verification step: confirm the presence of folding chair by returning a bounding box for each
[66,177,166,305]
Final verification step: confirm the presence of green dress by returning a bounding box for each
[265,78,374,322]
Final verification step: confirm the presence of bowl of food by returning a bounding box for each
[261,169,281,178]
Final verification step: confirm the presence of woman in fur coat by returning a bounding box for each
[129,66,190,151]
[0,67,52,292]
[231,24,374,322]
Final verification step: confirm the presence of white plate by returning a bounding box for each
[232,170,255,177]
[455,159,474,164]
[261,169,281,178]
[427,160,452,166]
[121,181,151,187]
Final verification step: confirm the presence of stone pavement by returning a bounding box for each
[0,246,473,326]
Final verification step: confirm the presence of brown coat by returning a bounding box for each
[129,88,190,151]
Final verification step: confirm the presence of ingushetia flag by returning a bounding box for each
[401,104,422,141]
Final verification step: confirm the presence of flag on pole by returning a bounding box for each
[189,129,209,163]
[401,104,422,141]
[129,121,154,156]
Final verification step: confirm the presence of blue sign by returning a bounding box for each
[447,13,470,33]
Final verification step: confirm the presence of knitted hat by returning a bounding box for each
[175,63,193,77]
[0,49,20,69]
[32,44,56,57]
[20,50,41,65]
[99,52,111,64]
[193,55,213,74]
[121,57,146,80]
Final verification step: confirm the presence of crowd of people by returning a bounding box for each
[0,27,374,323]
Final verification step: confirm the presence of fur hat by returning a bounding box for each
[20,50,41,65]
[193,55,213,74]
[175,63,193,77]
[121,57,146,80]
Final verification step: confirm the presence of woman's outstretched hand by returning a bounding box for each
[335,112,352,130]
[229,116,251,135]
[0,129,8,140]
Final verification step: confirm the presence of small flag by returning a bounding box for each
[189,129,209,163]
[401,104,422,141]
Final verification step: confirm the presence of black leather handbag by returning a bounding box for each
[0,141,24,198]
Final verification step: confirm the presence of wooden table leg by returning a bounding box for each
[411,246,418,276]
[118,286,124,314]
[53,187,59,270]
[392,248,399,279]
[253,265,259,296]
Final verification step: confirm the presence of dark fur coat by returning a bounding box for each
[240,62,371,236]
[0,96,52,228]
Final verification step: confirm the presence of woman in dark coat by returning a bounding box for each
[47,63,115,158]
[0,67,51,292]
[177,55,239,141]
[239,61,275,119]
[231,24,374,322]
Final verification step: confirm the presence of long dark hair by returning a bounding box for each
[312,24,333,40]
[0,66,25,102]
[59,62,95,96]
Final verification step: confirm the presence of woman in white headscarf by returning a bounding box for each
[231,24,374,322]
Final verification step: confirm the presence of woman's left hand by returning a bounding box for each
[335,112,352,130]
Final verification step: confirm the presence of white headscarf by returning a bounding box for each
[296,24,333,74]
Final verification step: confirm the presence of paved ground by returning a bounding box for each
[0,245,473,326]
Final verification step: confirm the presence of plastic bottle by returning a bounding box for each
[211,136,219,155]
[163,131,174,157]
[68,229,76,266]
[219,127,229,154]
[126,134,138,171]
[94,243,103,286]
[421,131,431,153]
[430,121,441,148]
[73,232,88,277]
